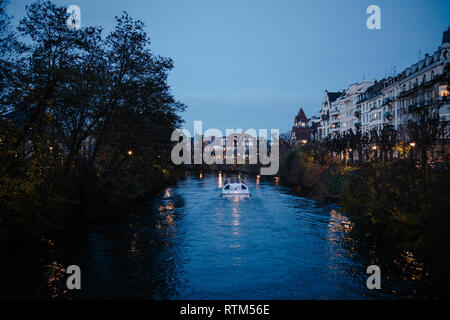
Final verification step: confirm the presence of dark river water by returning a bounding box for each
[0,172,440,299]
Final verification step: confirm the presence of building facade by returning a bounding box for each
[317,28,450,140]
[290,108,312,145]
[318,90,342,139]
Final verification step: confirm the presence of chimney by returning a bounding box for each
[443,27,450,45]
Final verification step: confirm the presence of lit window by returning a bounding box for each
[439,85,449,97]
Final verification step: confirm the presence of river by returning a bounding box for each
[0,172,437,299]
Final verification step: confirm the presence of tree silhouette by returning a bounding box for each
[407,107,441,174]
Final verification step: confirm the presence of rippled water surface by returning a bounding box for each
[0,172,437,299]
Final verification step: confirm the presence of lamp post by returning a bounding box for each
[371,145,377,161]
[409,142,415,163]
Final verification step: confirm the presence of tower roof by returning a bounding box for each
[295,108,308,122]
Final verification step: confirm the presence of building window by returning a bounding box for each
[439,85,449,97]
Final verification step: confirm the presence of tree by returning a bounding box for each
[437,120,449,164]
[379,125,398,161]
[369,128,380,161]
[407,107,440,174]
[347,129,359,164]
[0,1,186,244]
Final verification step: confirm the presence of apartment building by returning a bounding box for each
[318,90,342,139]
[318,82,372,137]
[318,28,450,139]
[358,80,385,133]
[338,82,373,134]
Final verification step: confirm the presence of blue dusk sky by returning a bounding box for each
[6,0,450,134]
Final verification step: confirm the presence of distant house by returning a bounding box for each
[290,108,312,145]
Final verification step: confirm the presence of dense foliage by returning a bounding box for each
[0,0,186,245]
[279,123,449,261]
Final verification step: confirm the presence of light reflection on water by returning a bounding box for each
[44,262,68,298]
[218,172,223,188]
[0,172,441,299]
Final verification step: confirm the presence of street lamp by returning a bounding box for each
[371,145,378,161]
[127,150,133,156]
[409,142,415,162]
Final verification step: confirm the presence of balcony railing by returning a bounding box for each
[420,80,434,88]
[408,102,425,112]
[384,111,393,120]
[330,108,339,114]
[397,88,415,98]
[330,123,340,129]
[382,97,393,106]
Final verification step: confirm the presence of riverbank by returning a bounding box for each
[278,148,450,284]
[0,166,187,252]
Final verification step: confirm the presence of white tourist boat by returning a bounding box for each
[222,177,250,196]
